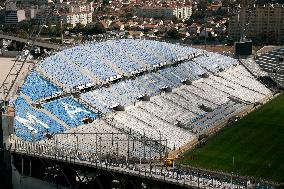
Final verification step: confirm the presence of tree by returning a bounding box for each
[198,0,209,12]
[125,12,133,19]
[110,15,116,20]
[207,32,213,41]
[191,10,205,20]
[102,0,109,5]
[72,23,85,33]
[184,18,194,26]
[166,28,181,39]
[172,17,179,24]
[86,22,106,35]
[110,23,120,31]
[18,29,28,38]
[222,0,233,7]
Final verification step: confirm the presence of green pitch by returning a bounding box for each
[179,94,284,183]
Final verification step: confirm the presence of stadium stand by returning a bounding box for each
[21,71,62,101]
[63,46,119,81]
[255,47,284,88]
[38,54,94,89]
[14,96,65,141]
[239,58,267,78]
[13,39,272,159]
[38,119,162,159]
[42,96,97,127]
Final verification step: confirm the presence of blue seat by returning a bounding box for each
[14,96,65,141]
[21,71,62,101]
[42,96,97,127]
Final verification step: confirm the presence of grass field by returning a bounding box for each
[179,94,284,183]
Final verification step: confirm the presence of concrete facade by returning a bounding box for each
[229,4,284,42]
[137,6,192,19]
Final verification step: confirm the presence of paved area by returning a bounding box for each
[0,57,33,101]
[0,57,15,83]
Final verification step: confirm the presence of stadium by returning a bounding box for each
[1,39,283,189]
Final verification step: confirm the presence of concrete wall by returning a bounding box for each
[12,161,69,189]
[1,113,12,189]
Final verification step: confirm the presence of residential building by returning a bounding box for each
[229,4,284,42]
[5,10,26,24]
[62,12,92,26]
[137,6,192,19]
[34,1,93,26]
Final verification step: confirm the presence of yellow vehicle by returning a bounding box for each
[164,158,174,167]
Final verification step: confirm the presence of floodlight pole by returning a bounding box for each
[95,133,97,154]
[60,18,63,44]
[204,17,207,51]
[231,156,234,187]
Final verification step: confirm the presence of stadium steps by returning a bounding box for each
[58,53,102,85]
[137,77,158,96]
[218,73,267,96]
[182,85,218,107]
[240,58,267,78]
[138,103,172,124]
[189,84,219,106]
[77,97,100,115]
[135,42,168,63]
[174,90,206,113]
[135,106,172,126]
[124,112,155,129]
[160,95,191,113]
[238,59,260,78]
[107,87,133,107]
[270,74,284,87]
[229,70,271,95]
[205,77,251,104]
[34,67,68,92]
[107,42,149,69]
[157,72,177,87]
[83,46,126,76]
[150,99,186,123]
[103,115,158,145]
[20,93,70,130]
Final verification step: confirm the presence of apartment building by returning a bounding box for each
[35,1,93,26]
[229,4,284,42]
[137,6,192,19]
[3,2,26,25]
[62,12,93,26]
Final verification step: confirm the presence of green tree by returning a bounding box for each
[110,15,116,20]
[73,23,85,33]
[18,29,28,38]
[222,0,233,7]
[198,0,209,12]
[172,17,179,24]
[191,10,205,20]
[125,12,133,19]
[86,22,106,35]
[102,0,109,5]
[110,23,120,31]
[166,28,181,39]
